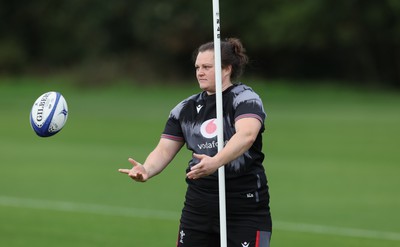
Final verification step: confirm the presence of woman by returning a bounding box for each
[119,38,272,247]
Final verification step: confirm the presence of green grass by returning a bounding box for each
[0,78,399,246]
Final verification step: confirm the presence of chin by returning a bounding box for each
[199,82,214,91]
[198,84,208,90]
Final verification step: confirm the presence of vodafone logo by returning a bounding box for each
[200,118,218,138]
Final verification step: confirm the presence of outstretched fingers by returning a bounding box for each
[118,168,131,174]
[118,158,140,174]
[118,158,146,182]
[128,158,141,167]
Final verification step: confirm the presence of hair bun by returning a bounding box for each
[226,38,249,66]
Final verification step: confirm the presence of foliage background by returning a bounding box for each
[1,0,400,87]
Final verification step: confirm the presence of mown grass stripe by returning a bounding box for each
[0,195,179,220]
[1,195,399,241]
[275,221,400,241]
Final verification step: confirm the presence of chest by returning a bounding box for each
[179,97,236,149]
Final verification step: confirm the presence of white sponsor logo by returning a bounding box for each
[197,140,228,150]
[241,242,250,247]
[200,118,218,138]
[196,104,204,113]
[197,140,218,150]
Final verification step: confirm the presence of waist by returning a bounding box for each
[186,170,268,193]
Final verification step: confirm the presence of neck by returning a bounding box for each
[222,82,233,91]
[206,82,233,95]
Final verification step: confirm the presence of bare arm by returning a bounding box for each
[187,117,262,179]
[119,138,184,182]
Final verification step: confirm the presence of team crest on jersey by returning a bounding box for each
[200,118,218,138]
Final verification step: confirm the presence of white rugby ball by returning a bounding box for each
[30,91,68,137]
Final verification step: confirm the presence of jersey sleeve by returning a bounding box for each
[161,100,186,142]
[233,88,266,124]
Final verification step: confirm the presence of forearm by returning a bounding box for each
[143,149,173,178]
[212,132,255,168]
[143,138,184,179]
[212,118,261,168]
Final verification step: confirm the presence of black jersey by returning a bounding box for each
[162,83,268,194]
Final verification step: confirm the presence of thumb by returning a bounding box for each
[128,158,142,167]
[192,153,205,160]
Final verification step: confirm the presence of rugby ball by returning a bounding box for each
[30,91,68,137]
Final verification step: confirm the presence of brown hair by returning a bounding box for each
[194,38,249,82]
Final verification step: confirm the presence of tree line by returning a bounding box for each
[1,0,400,88]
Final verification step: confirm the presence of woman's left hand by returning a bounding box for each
[186,153,220,179]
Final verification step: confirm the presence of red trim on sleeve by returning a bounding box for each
[161,134,184,142]
[235,113,263,123]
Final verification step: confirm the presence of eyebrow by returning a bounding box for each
[195,63,213,67]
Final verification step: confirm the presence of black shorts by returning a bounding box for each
[176,185,272,247]
[176,226,271,247]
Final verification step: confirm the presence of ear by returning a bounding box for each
[222,65,232,77]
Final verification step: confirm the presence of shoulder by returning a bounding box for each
[169,92,202,119]
[230,83,263,107]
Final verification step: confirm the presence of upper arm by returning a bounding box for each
[234,117,262,142]
[155,137,184,162]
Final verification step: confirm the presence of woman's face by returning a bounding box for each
[195,50,231,94]
[195,50,232,94]
[195,50,216,93]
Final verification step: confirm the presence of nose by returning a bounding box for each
[197,68,205,76]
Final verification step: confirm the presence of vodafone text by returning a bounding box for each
[197,140,228,150]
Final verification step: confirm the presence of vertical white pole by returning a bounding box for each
[212,0,227,247]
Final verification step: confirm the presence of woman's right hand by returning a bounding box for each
[118,158,149,182]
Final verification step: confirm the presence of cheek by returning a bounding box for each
[207,70,215,79]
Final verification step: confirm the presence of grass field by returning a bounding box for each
[0,77,399,246]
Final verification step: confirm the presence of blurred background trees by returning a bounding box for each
[1,0,400,88]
